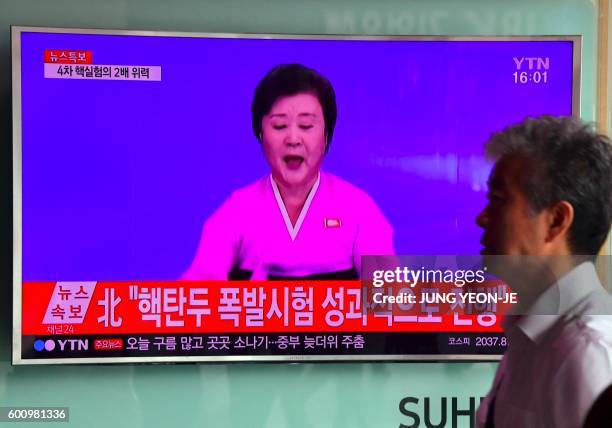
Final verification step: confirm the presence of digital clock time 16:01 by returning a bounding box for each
[513,70,548,84]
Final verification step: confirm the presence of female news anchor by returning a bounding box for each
[182,64,394,280]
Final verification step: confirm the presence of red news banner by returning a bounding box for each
[22,281,509,336]
[43,49,93,64]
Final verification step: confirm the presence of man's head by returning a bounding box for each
[477,116,612,258]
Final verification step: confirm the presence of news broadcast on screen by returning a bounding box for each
[12,27,579,364]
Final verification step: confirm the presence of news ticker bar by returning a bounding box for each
[0,407,69,422]
[22,332,507,359]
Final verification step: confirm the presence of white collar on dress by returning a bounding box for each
[270,172,320,241]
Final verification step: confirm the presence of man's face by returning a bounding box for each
[476,156,550,256]
[261,92,326,189]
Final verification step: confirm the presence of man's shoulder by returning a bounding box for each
[560,288,612,347]
[554,317,612,424]
[545,268,612,355]
[545,312,612,381]
[561,314,612,348]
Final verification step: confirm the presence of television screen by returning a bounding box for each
[12,27,580,364]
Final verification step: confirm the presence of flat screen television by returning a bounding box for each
[12,26,580,364]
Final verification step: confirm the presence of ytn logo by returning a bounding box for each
[513,57,550,70]
[34,339,89,352]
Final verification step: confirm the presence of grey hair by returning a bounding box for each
[485,115,612,255]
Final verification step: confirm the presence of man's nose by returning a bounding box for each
[476,209,488,228]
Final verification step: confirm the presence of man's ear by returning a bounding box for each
[545,200,574,243]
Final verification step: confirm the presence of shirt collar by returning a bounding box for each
[509,262,603,343]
